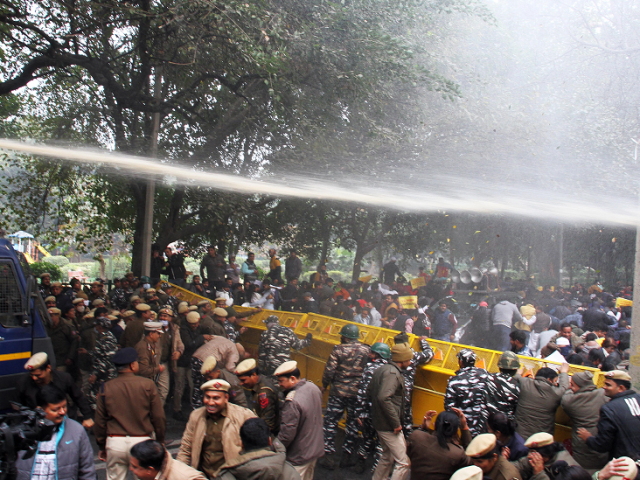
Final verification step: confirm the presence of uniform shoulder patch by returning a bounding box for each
[258,392,269,408]
[285,390,296,401]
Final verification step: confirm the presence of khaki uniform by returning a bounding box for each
[177,403,256,473]
[157,451,206,480]
[119,318,145,348]
[489,456,521,480]
[244,375,280,434]
[94,372,166,480]
[135,337,162,380]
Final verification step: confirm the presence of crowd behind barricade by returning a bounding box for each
[19,246,640,480]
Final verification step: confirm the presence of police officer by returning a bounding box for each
[94,347,165,480]
[486,351,521,420]
[354,342,391,473]
[319,324,371,470]
[235,358,281,435]
[120,303,152,348]
[444,349,490,436]
[46,307,78,372]
[466,433,522,480]
[86,316,118,409]
[258,315,312,376]
[191,355,247,409]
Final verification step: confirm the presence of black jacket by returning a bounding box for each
[178,324,205,368]
[587,389,640,459]
[164,253,186,281]
[17,370,92,420]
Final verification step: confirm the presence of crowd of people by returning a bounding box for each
[20,247,639,480]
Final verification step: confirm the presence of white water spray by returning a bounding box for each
[1,138,638,226]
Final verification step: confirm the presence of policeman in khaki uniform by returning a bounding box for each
[466,433,521,480]
[94,347,166,480]
[192,355,247,410]
[451,465,484,480]
[235,358,281,435]
[135,322,164,381]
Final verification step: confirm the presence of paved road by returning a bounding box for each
[90,406,374,480]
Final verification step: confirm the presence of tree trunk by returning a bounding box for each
[129,180,148,277]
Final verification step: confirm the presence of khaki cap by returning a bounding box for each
[76,292,88,300]
[83,313,94,319]
[178,301,188,308]
[52,281,63,287]
[135,303,151,312]
[524,432,554,449]
[610,457,638,480]
[24,352,48,371]
[92,299,105,306]
[129,295,141,302]
[391,343,413,362]
[213,307,228,317]
[178,304,190,314]
[605,370,632,382]
[48,307,61,315]
[91,280,101,286]
[274,360,298,377]
[40,273,51,278]
[235,358,257,376]
[189,305,198,311]
[107,315,118,321]
[158,307,174,316]
[466,433,497,457]
[72,298,85,305]
[144,321,163,332]
[146,288,156,294]
[201,379,231,393]
[44,296,56,303]
[122,310,136,318]
[186,312,200,324]
[197,300,210,307]
[200,356,218,374]
[450,466,483,480]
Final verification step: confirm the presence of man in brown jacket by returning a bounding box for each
[515,363,570,440]
[466,433,521,480]
[368,343,413,480]
[561,371,609,471]
[177,379,255,478]
[120,303,152,348]
[275,361,324,480]
[94,347,166,480]
[135,322,164,381]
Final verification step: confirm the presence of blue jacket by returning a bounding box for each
[587,389,640,459]
[16,417,95,480]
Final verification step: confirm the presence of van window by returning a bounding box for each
[0,260,25,327]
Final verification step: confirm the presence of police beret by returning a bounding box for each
[186,312,200,324]
[107,315,118,321]
[159,307,174,316]
[450,466,483,480]
[92,299,105,306]
[201,379,231,393]
[48,307,61,315]
[135,303,151,312]
[72,298,85,305]
[524,432,554,449]
[274,361,298,377]
[197,300,210,307]
[201,356,218,374]
[111,347,138,365]
[122,310,136,318]
[178,304,190,314]
[605,370,631,382]
[44,296,56,303]
[213,307,228,317]
[24,352,48,371]
[189,305,198,311]
[144,321,163,332]
[465,434,497,458]
[129,295,141,302]
[235,358,257,376]
[51,281,62,287]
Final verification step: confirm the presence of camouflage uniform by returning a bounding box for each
[258,323,311,376]
[110,288,128,310]
[355,358,388,464]
[87,330,118,408]
[321,340,371,455]
[243,374,281,435]
[224,320,239,342]
[444,365,490,436]
[486,372,520,420]
[190,357,248,409]
[401,339,434,435]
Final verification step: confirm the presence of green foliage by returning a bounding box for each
[30,262,63,281]
[46,256,70,268]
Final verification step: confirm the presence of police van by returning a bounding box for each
[0,239,54,410]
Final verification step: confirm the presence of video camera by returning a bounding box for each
[0,403,56,480]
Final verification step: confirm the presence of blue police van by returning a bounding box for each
[0,239,54,409]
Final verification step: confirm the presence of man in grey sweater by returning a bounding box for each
[491,300,522,351]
